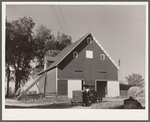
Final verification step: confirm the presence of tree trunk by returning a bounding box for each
[15,70,22,93]
[6,66,10,97]
[14,61,21,93]
[15,70,19,93]
[18,80,21,88]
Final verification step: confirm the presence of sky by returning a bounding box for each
[5,3,147,81]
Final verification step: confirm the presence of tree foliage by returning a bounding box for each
[33,25,72,71]
[6,16,35,92]
[125,73,144,87]
[6,20,13,97]
[33,25,53,70]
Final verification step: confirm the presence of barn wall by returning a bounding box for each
[38,75,46,93]
[58,34,118,85]
[45,68,56,94]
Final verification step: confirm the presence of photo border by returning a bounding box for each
[1,1,149,121]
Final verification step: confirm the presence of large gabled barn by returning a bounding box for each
[18,33,121,99]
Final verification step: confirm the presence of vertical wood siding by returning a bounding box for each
[45,68,56,93]
[58,80,67,95]
[38,75,46,93]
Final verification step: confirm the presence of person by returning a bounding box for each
[85,86,90,94]
[84,86,91,106]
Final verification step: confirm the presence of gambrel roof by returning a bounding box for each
[39,33,120,75]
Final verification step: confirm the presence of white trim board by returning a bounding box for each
[58,78,85,80]
[56,67,58,95]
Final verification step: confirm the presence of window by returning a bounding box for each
[86,50,93,58]
[87,37,92,43]
[99,70,106,73]
[75,69,83,72]
[73,52,78,58]
[100,54,105,60]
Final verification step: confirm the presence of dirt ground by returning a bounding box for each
[5,96,145,109]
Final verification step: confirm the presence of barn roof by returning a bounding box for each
[39,32,120,75]
[38,32,90,75]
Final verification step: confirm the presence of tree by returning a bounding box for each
[6,16,35,93]
[56,32,72,50]
[33,25,53,70]
[125,73,144,87]
[5,20,15,97]
[34,26,72,71]
[6,18,72,94]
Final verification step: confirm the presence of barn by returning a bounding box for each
[18,32,120,99]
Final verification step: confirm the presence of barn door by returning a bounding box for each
[68,80,82,98]
[58,80,67,95]
[107,81,120,97]
[97,81,107,97]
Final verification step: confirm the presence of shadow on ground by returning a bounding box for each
[5,103,73,109]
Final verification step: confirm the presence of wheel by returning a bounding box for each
[82,103,85,106]
[71,102,73,106]
[85,97,90,106]
[70,100,73,106]
[97,97,100,102]
[99,97,103,102]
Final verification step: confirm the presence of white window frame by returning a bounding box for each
[100,54,105,60]
[86,50,93,59]
[87,37,92,43]
[73,52,78,58]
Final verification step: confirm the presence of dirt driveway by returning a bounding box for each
[5,97,129,109]
[5,96,145,109]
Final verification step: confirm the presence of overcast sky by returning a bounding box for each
[6,3,147,80]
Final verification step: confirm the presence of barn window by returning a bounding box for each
[75,69,83,72]
[86,50,93,58]
[100,54,105,60]
[73,52,78,58]
[99,70,106,73]
[87,37,92,43]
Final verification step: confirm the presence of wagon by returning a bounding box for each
[71,85,101,106]
[71,90,90,106]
